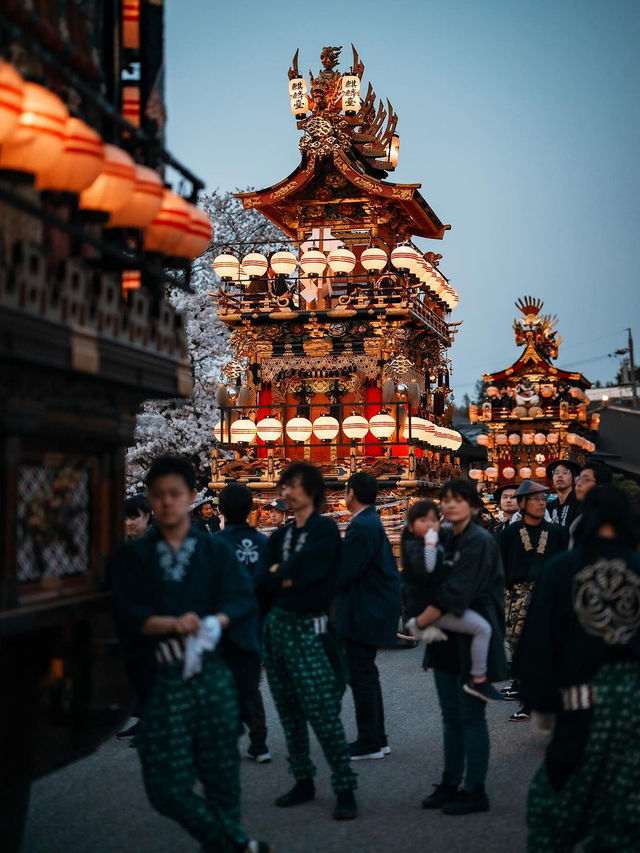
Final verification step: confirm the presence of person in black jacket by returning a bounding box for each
[546,460,581,528]
[254,462,358,821]
[111,456,270,853]
[336,472,401,760]
[517,486,640,852]
[410,479,507,816]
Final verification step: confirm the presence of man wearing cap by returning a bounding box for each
[492,484,519,542]
[192,497,221,534]
[266,499,288,529]
[499,480,568,720]
[546,460,581,528]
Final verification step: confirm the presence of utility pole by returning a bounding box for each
[628,328,638,408]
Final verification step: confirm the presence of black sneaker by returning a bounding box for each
[349,741,384,760]
[441,784,490,815]
[509,706,531,722]
[462,680,506,703]
[333,789,358,821]
[274,778,315,807]
[117,719,139,739]
[247,742,271,763]
[421,774,459,809]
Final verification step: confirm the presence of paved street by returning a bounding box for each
[23,647,546,853]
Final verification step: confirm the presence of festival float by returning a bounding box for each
[209,45,462,541]
[468,296,599,490]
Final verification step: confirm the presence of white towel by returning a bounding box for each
[182,615,222,680]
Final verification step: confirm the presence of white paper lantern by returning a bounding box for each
[535,466,547,478]
[502,467,516,479]
[300,249,327,277]
[486,386,499,398]
[288,77,309,119]
[242,252,268,278]
[213,253,240,281]
[495,433,508,446]
[485,466,499,481]
[327,247,356,275]
[448,430,463,451]
[476,434,490,447]
[341,74,361,115]
[270,250,297,277]
[369,412,396,440]
[508,433,521,446]
[390,245,420,273]
[534,433,547,445]
[547,432,559,445]
[468,469,482,481]
[230,418,257,444]
[213,421,225,442]
[519,466,532,479]
[522,432,535,445]
[402,417,431,442]
[360,247,387,272]
[256,417,283,443]
[285,416,313,442]
[312,415,340,441]
[342,414,369,440]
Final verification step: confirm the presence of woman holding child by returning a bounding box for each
[401,479,507,816]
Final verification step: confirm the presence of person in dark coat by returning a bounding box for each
[517,486,640,852]
[110,455,269,853]
[336,472,401,760]
[216,483,271,764]
[546,460,581,528]
[191,496,221,534]
[411,479,507,816]
[568,461,612,548]
[492,484,519,542]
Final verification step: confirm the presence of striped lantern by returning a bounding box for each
[0,62,24,143]
[230,418,257,445]
[122,0,140,49]
[213,253,240,281]
[390,245,420,273]
[432,426,450,448]
[143,190,191,254]
[270,250,297,276]
[285,417,313,442]
[256,417,283,443]
[300,249,327,277]
[121,270,141,292]
[175,204,213,260]
[79,144,136,217]
[448,429,463,451]
[242,252,268,278]
[312,415,340,441]
[108,164,163,228]
[213,421,225,442]
[0,82,69,177]
[342,414,369,440]
[360,247,387,272]
[122,85,140,128]
[327,247,356,275]
[37,117,104,194]
[368,412,396,440]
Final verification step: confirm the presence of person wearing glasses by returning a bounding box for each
[499,480,568,720]
[569,462,613,548]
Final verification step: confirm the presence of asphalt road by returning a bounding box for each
[23,646,547,853]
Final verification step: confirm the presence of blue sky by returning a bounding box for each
[165,0,639,400]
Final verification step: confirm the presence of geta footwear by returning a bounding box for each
[333,789,357,820]
[274,778,314,807]
[421,773,459,809]
[509,707,531,722]
[247,742,271,763]
[349,741,384,760]
[117,719,139,738]
[463,680,506,703]
[441,784,490,815]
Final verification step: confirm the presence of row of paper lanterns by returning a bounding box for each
[213,244,459,309]
[0,61,212,260]
[477,431,594,452]
[214,413,462,449]
[469,466,549,482]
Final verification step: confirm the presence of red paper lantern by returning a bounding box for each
[0,61,24,143]
[122,0,140,49]
[107,164,163,228]
[122,270,141,291]
[143,190,191,253]
[173,204,213,259]
[0,82,68,176]
[79,144,136,215]
[37,117,104,193]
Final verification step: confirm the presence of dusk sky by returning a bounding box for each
[165,0,639,401]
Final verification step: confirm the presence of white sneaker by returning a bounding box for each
[381,745,391,756]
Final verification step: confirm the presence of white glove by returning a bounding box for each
[183,615,222,680]
[405,618,448,643]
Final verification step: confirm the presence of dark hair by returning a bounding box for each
[278,461,326,511]
[580,485,638,559]
[125,493,151,519]
[346,471,378,505]
[145,455,196,492]
[580,461,613,485]
[407,499,439,526]
[440,478,481,508]
[219,483,253,524]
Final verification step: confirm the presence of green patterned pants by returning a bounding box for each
[137,653,246,853]
[263,607,357,793]
[505,581,535,653]
[527,662,640,852]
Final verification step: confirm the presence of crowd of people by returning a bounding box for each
[111,456,640,853]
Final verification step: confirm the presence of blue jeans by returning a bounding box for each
[433,669,489,790]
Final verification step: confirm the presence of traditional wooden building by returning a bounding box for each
[468,296,599,489]
[211,46,462,536]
